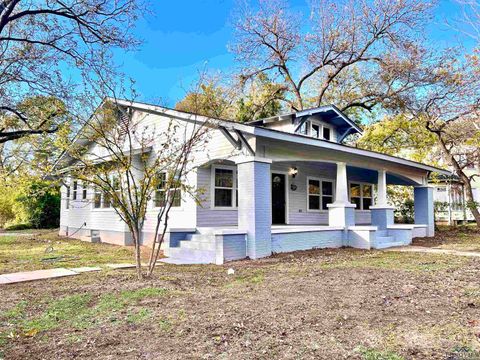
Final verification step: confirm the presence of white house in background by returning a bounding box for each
[59,99,450,264]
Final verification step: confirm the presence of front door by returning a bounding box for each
[271,173,286,224]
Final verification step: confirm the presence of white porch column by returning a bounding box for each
[236,156,272,259]
[334,162,350,205]
[376,169,388,207]
[327,162,356,228]
[370,169,394,229]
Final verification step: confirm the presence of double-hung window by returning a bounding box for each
[350,183,373,210]
[72,181,78,200]
[153,172,181,208]
[305,121,333,141]
[307,178,334,211]
[66,184,71,209]
[213,166,236,208]
[94,187,102,208]
[82,182,87,200]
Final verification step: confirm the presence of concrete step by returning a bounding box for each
[167,247,216,263]
[160,257,211,265]
[375,241,405,249]
[180,239,216,251]
[376,236,394,243]
[189,234,216,242]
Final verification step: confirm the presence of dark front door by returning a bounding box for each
[272,173,286,224]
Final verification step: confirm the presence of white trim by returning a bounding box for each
[306,176,336,212]
[151,171,184,211]
[211,164,237,210]
[308,119,333,141]
[271,170,290,225]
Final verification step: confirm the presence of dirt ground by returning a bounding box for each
[2,228,480,359]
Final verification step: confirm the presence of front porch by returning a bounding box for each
[162,156,435,265]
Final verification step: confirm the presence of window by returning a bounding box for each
[299,121,310,135]
[72,181,78,200]
[213,167,236,208]
[323,127,331,141]
[308,178,334,211]
[66,184,70,209]
[153,172,181,208]
[94,187,102,208]
[350,183,373,210]
[311,124,320,138]
[82,183,87,200]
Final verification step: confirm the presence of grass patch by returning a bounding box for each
[226,270,265,287]
[0,287,168,343]
[356,347,404,360]
[0,231,140,273]
[320,251,467,273]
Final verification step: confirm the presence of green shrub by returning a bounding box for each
[15,181,60,229]
[4,223,32,231]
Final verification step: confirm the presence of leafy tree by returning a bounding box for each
[175,80,236,119]
[235,73,285,122]
[15,181,60,229]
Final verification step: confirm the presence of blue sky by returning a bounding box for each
[117,0,473,107]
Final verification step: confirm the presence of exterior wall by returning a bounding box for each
[271,229,343,253]
[221,234,247,262]
[414,186,435,237]
[196,166,237,227]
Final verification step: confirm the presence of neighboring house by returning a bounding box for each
[432,173,480,224]
[59,99,450,264]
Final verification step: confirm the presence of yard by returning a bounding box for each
[1,228,480,359]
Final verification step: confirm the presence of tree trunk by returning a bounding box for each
[460,173,480,226]
[434,131,480,227]
[132,227,143,280]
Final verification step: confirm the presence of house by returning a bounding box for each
[431,174,478,225]
[59,99,450,264]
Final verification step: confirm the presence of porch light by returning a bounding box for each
[289,167,298,178]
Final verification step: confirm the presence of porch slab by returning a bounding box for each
[160,257,213,265]
[0,268,79,285]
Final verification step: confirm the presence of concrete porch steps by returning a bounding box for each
[166,233,217,264]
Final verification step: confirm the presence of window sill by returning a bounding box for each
[211,207,238,211]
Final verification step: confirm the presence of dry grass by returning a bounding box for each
[1,227,480,359]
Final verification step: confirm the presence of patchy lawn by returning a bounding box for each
[0,230,141,274]
[414,225,480,252]
[1,228,480,359]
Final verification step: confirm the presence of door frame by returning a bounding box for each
[271,170,289,225]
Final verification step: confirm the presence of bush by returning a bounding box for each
[15,182,60,229]
[4,223,32,231]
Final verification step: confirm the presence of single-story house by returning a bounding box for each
[59,99,450,264]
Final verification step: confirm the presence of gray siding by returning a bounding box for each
[196,166,238,227]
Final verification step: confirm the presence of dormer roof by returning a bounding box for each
[248,105,363,141]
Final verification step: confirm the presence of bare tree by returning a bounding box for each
[61,97,210,279]
[0,0,143,144]
[231,0,434,113]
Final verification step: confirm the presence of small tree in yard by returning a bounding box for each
[62,99,211,279]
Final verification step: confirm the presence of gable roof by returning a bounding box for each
[248,105,363,139]
[55,98,450,177]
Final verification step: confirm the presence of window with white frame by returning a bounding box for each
[301,120,333,141]
[94,186,102,208]
[298,121,310,136]
[82,182,87,200]
[153,172,181,208]
[307,178,334,211]
[213,166,236,208]
[66,183,70,209]
[72,181,78,200]
[323,126,331,141]
[350,183,373,210]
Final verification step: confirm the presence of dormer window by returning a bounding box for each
[301,120,333,141]
[323,127,331,141]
